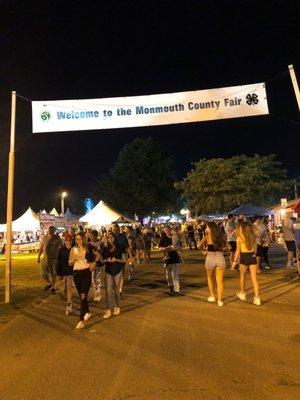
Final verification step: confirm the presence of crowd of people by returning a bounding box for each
[37,214,300,329]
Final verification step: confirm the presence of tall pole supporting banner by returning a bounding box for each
[288,65,300,112]
[5,91,17,303]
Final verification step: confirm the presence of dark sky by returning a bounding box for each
[0,0,299,220]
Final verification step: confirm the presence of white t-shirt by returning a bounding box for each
[282,218,295,241]
[70,247,90,270]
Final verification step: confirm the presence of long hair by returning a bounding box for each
[75,231,87,248]
[107,232,120,252]
[237,221,256,249]
[207,221,226,250]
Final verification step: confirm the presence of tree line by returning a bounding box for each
[91,137,292,218]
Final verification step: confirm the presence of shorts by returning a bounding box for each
[228,241,236,252]
[255,245,263,257]
[240,252,256,267]
[63,275,74,289]
[285,240,296,252]
[205,251,226,270]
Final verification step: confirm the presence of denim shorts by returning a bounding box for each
[205,251,226,269]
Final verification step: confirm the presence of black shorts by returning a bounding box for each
[256,245,263,257]
[228,241,236,252]
[240,252,257,267]
[285,240,296,252]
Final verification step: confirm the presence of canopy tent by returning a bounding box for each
[64,207,82,221]
[229,203,274,217]
[111,215,136,225]
[50,207,59,216]
[79,200,122,226]
[0,207,40,232]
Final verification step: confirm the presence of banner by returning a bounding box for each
[32,82,269,133]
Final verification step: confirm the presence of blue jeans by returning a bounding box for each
[105,271,122,309]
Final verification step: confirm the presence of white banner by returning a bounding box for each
[32,82,268,133]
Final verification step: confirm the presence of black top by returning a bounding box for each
[159,236,180,265]
[57,246,73,276]
[207,243,225,252]
[116,233,128,254]
[102,246,124,276]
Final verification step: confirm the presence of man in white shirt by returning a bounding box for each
[282,216,296,268]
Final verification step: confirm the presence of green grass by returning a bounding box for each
[0,253,49,326]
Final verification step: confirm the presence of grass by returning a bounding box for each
[0,252,49,326]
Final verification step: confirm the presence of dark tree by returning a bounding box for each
[92,137,176,218]
[175,154,291,214]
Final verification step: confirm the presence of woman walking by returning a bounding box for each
[127,237,137,281]
[159,226,181,296]
[57,235,74,315]
[233,221,261,306]
[198,221,227,306]
[69,232,98,329]
[102,232,124,319]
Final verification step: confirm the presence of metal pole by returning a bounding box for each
[288,65,300,112]
[61,196,64,214]
[5,91,17,303]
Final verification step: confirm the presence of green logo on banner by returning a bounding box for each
[40,111,51,122]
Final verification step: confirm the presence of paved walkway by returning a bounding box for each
[0,246,299,400]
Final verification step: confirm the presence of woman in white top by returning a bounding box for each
[69,232,98,329]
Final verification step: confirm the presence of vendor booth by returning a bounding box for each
[80,200,122,227]
[229,204,274,217]
[0,207,40,253]
[0,207,40,232]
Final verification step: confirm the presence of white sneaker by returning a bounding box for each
[93,295,101,302]
[65,305,72,316]
[75,321,85,329]
[236,291,246,301]
[103,309,112,319]
[217,300,224,307]
[253,297,261,306]
[113,307,121,316]
[207,296,216,303]
[83,312,92,322]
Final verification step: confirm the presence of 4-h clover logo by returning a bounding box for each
[40,110,51,122]
[246,93,259,106]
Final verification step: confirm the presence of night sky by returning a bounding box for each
[0,0,299,220]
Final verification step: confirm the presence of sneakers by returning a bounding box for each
[75,321,85,329]
[103,309,112,319]
[113,307,121,316]
[217,300,224,307]
[173,291,181,297]
[207,296,216,303]
[65,305,72,316]
[253,297,261,306]
[236,291,246,301]
[93,295,101,302]
[83,312,92,322]
[50,288,56,295]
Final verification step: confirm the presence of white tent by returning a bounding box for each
[0,207,40,232]
[50,207,59,216]
[79,200,121,226]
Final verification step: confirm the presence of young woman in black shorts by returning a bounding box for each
[233,221,261,306]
